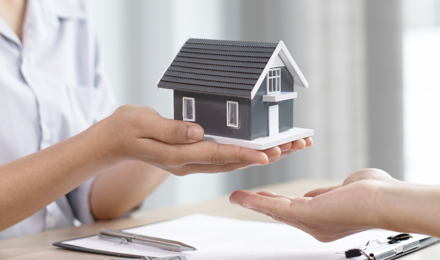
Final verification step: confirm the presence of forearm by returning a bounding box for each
[0,120,118,231]
[377,181,440,236]
[0,104,291,232]
[90,160,170,219]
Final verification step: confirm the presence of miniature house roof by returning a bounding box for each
[157,38,308,99]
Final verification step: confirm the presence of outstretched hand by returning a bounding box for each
[230,169,402,242]
[99,105,313,176]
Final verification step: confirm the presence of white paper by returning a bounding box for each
[61,214,428,260]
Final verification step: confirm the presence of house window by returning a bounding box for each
[227,101,239,128]
[183,97,195,121]
[267,68,281,94]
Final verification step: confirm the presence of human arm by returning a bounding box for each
[0,104,311,229]
[229,168,440,242]
[0,0,313,229]
[89,107,312,219]
[89,135,312,220]
[90,161,169,220]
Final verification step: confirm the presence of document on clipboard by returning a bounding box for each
[54,214,439,260]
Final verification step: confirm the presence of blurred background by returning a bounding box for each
[86,0,440,211]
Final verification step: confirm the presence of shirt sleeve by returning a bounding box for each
[65,176,97,224]
[66,26,119,223]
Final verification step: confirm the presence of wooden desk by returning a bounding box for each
[1,179,438,259]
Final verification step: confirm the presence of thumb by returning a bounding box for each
[303,184,342,197]
[145,117,205,144]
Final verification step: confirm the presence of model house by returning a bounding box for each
[157,38,313,149]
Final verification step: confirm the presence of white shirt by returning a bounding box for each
[0,0,117,239]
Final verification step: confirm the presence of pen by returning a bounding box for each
[99,228,197,252]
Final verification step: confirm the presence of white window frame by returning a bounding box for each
[182,97,195,121]
[226,101,239,128]
[266,68,281,94]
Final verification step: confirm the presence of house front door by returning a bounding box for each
[268,104,279,136]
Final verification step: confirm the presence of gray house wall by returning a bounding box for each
[174,90,252,140]
[174,66,294,141]
[251,66,294,140]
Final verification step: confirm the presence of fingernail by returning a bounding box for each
[187,125,204,141]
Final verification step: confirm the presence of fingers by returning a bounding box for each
[230,186,373,243]
[243,194,296,217]
[304,137,313,147]
[230,190,307,219]
[255,190,278,197]
[262,147,282,158]
[256,191,296,200]
[290,137,313,151]
[278,142,293,152]
[269,150,291,163]
[137,138,269,167]
[303,184,342,197]
[172,141,269,165]
[230,190,255,206]
[141,114,205,144]
[265,137,314,163]
[290,138,306,150]
[230,190,280,216]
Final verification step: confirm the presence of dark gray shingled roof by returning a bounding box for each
[157,38,278,98]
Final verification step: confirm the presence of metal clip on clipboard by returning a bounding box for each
[98,228,197,252]
[345,233,420,260]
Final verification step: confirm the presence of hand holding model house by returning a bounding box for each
[157,38,313,150]
[103,104,312,176]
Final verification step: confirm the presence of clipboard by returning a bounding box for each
[53,227,190,260]
[54,240,187,260]
[52,214,440,260]
[55,232,440,260]
[53,215,192,260]
[344,234,440,260]
[53,239,151,259]
[394,237,440,259]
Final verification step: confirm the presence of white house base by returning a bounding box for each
[203,127,314,150]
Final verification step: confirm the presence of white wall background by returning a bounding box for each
[87,0,404,211]
[403,0,440,184]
